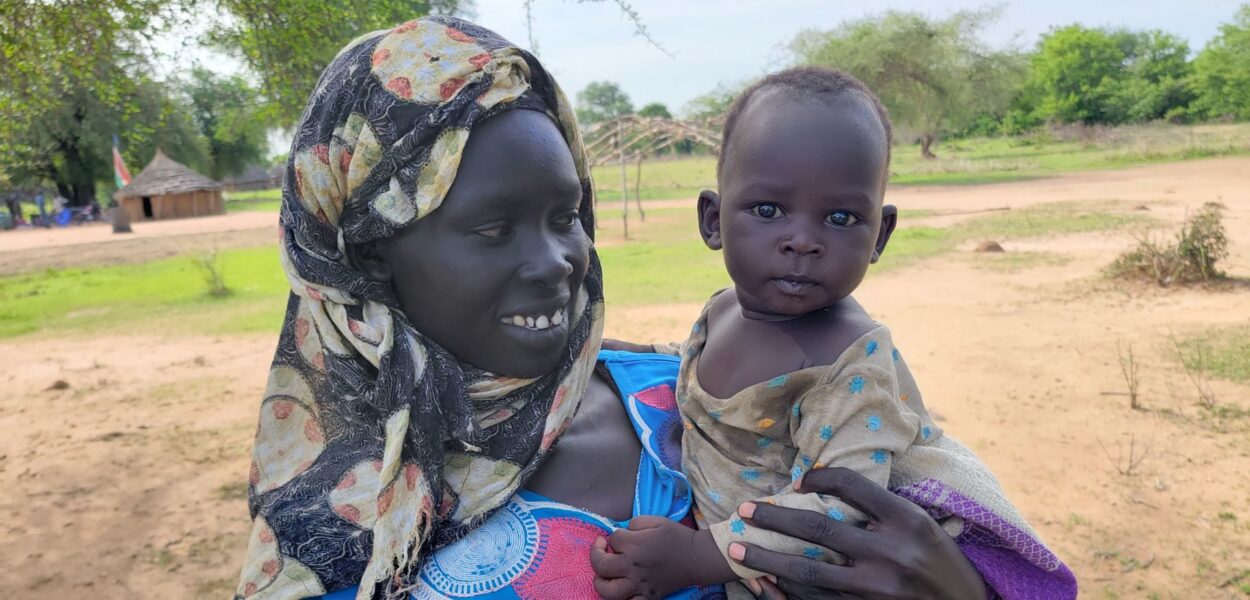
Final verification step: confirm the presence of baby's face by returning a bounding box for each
[710,90,891,318]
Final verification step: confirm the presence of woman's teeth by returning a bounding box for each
[501,309,566,331]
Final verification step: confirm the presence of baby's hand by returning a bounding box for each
[590,516,702,599]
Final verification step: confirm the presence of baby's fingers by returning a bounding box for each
[627,515,671,530]
[593,575,641,600]
[590,537,629,578]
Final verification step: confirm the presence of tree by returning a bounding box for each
[637,102,673,119]
[575,81,634,125]
[209,0,463,124]
[186,68,271,180]
[0,1,209,205]
[1026,25,1193,125]
[681,82,744,120]
[790,8,1026,158]
[1191,5,1250,120]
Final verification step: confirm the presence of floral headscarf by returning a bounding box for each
[235,16,603,600]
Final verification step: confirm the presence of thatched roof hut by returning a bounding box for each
[115,150,224,221]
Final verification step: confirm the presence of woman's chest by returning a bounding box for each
[523,372,642,521]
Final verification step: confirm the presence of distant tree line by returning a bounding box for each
[577,4,1250,159]
[0,0,649,206]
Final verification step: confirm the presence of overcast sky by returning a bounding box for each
[163,0,1244,120]
[465,0,1243,114]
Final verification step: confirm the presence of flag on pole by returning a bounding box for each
[112,135,132,189]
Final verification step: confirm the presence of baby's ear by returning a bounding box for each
[872,204,898,264]
[697,190,723,250]
[347,241,392,282]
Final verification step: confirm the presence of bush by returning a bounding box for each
[194,251,232,297]
[1109,202,1229,285]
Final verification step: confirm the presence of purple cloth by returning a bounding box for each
[895,479,1078,600]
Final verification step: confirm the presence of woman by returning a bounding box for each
[237,16,1074,600]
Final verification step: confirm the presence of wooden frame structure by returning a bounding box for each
[581,116,723,238]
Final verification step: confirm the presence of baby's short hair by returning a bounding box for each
[718,66,893,177]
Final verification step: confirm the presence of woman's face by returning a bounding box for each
[374,109,591,378]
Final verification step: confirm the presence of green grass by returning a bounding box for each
[0,247,288,338]
[970,251,1073,272]
[220,123,1250,208]
[956,201,1153,239]
[1178,325,1250,383]
[224,189,283,212]
[0,200,1156,340]
[588,122,1250,198]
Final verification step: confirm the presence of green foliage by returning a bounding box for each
[575,81,634,125]
[790,8,1027,156]
[208,0,462,124]
[0,1,209,204]
[1108,202,1229,285]
[1026,26,1194,125]
[1190,5,1250,120]
[681,82,743,120]
[637,102,673,119]
[186,68,271,180]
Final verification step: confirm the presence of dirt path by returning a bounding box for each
[2,158,1249,599]
[0,211,278,276]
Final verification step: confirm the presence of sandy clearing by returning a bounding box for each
[2,157,1249,599]
[0,212,279,276]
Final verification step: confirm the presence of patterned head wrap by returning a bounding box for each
[236,16,604,600]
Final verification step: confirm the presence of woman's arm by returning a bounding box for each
[730,467,988,600]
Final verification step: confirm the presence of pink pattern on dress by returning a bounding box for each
[634,384,677,411]
[514,517,606,599]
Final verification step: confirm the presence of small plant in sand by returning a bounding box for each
[1108,202,1229,286]
[1117,340,1142,410]
[1169,333,1218,413]
[1096,433,1152,477]
[194,251,231,298]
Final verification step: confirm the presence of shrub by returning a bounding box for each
[194,252,232,298]
[1109,202,1229,285]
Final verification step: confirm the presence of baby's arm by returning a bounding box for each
[709,361,921,580]
[590,516,737,599]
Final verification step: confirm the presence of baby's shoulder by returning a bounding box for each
[794,301,889,371]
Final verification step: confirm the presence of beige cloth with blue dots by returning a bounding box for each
[676,298,940,596]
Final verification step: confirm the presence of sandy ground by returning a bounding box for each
[2,158,1249,599]
[0,211,278,276]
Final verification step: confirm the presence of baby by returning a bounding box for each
[592,67,942,599]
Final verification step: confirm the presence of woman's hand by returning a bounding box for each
[730,468,988,600]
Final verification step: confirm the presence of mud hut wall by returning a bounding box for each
[116,189,224,220]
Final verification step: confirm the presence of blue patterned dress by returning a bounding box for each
[318,351,725,600]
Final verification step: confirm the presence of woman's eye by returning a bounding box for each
[827,211,861,227]
[475,224,512,239]
[751,203,783,219]
[553,211,579,227]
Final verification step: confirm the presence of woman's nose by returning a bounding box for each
[519,235,575,287]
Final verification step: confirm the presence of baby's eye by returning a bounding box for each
[827,211,861,227]
[751,203,783,220]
